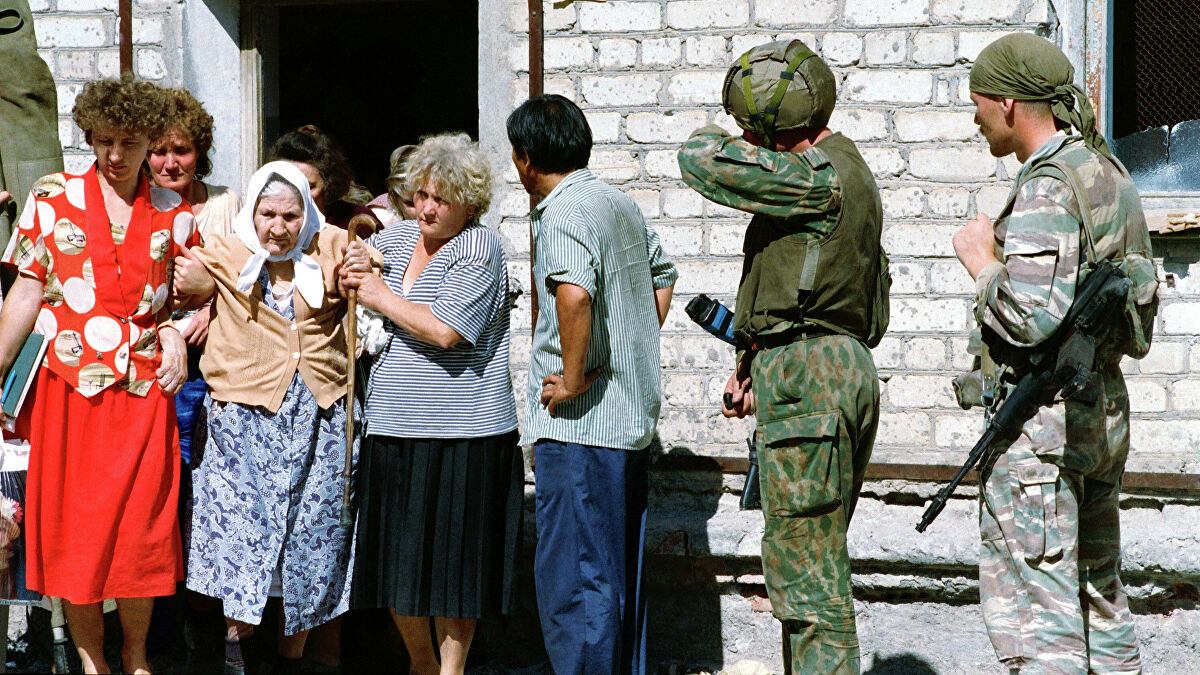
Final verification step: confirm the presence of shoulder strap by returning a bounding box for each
[1024,157,1101,265]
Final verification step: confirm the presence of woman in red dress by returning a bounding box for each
[0,75,197,674]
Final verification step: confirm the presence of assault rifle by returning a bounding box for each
[685,294,761,510]
[915,260,1132,532]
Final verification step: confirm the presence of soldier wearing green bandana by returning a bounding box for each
[954,34,1150,673]
[678,41,889,674]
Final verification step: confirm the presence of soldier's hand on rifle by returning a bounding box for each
[953,213,1000,280]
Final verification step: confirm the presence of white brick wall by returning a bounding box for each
[32,0,182,171]
[497,0,1200,475]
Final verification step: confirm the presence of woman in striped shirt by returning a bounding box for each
[340,133,520,675]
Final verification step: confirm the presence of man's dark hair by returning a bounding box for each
[506,94,592,173]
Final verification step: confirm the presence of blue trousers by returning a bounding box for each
[533,440,648,675]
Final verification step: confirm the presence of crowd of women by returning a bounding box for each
[0,75,524,675]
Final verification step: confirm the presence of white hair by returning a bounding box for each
[255,174,303,211]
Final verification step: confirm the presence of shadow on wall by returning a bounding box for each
[863,653,940,674]
[644,438,727,671]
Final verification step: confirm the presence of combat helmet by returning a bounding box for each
[722,40,836,147]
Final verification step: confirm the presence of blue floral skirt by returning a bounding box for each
[187,375,360,635]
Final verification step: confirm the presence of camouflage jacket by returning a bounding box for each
[677,124,839,236]
[678,126,887,349]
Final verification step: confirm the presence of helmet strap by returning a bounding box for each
[758,45,818,148]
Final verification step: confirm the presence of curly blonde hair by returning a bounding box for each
[73,75,173,142]
[403,133,494,217]
[154,88,215,179]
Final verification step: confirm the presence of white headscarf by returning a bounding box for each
[233,161,327,309]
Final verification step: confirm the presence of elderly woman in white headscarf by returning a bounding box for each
[171,161,379,675]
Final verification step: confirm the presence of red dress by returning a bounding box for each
[4,167,198,603]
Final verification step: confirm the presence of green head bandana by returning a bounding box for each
[969,33,1113,161]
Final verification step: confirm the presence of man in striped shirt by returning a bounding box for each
[508,94,677,675]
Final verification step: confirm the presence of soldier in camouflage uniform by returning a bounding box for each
[678,41,889,674]
[954,34,1149,674]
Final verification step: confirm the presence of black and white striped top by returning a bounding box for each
[362,220,517,439]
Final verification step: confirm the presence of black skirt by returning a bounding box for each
[352,431,523,618]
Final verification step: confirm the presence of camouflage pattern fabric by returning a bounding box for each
[974,135,1144,672]
[752,334,879,675]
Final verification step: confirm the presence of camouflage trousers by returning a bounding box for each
[752,334,879,675]
[979,363,1141,674]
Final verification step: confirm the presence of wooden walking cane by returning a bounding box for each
[341,214,375,527]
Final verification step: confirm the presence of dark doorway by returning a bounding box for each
[270,0,479,196]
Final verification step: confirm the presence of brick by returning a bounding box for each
[975,185,1010,219]
[598,39,637,69]
[860,147,905,177]
[136,49,167,80]
[666,0,749,30]
[998,154,1022,180]
[913,32,955,65]
[96,50,120,78]
[658,226,703,257]
[685,36,726,67]
[881,187,924,218]
[581,75,661,106]
[889,297,971,332]
[628,189,661,219]
[645,150,683,179]
[872,337,904,369]
[586,112,622,143]
[843,71,933,104]
[1026,0,1052,23]
[496,189,532,219]
[642,37,682,67]
[829,108,887,141]
[56,51,96,79]
[545,37,594,70]
[928,188,970,217]
[959,31,1010,62]
[579,1,661,32]
[909,148,996,181]
[756,0,837,27]
[890,261,928,294]
[888,374,956,408]
[929,261,973,294]
[589,149,641,182]
[1127,380,1167,413]
[663,373,713,407]
[893,110,978,142]
[706,200,747,218]
[957,76,973,104]
[673,261,743,295]
[510,1,577,32]
[34,17,107,48]
[662,189,705,218]
[864,31,907,65]
[57,119,76,150]
[498,220,531,256]
[1130,420,1200,453]
[56,83,83,115]
[935,78,954,105]
[949,337,974,369]
[1160,302,1200,335]
[711,110,743,136]
[1139,341,1187,374]
[64,153,94,174]
[821,32,862,66]
[1170,380,1200,412]
[845,0,931,26]
[627,111,709,144]
[885,224,957,257]
[667,71,724,105]
[58,0,113,10]
[509,42,529,73]
[1192,344,1200,372]
[905,338,947,370]
[133,16,164,45]
[931,0,1021,23]
[29,0,50,10]
[877,411,931,446]
[934,413,978,448]
[708,223,745,255]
